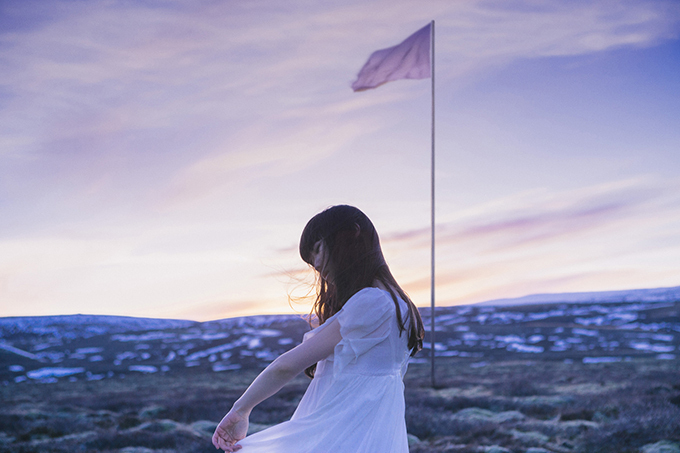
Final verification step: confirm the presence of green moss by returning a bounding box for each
[247,422,271,435]
[509,429,550,445]
[407,433,421,446]
[642,440,680,453]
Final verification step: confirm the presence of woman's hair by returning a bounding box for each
[299,205,424,377]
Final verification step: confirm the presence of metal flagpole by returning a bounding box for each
[429,19,436,389]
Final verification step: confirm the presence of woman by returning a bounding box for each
[212,205,424,452]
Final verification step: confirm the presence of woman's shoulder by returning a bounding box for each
[350,286,392,301]
[335,287,396,335]
[343,286,395,314]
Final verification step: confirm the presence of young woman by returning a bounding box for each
[212,205,424,452]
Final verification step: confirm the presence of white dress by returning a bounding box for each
[238,287,411,452]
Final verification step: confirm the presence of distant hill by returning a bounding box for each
[0,314,197,338]
[0,285,678,385]
[475,285,680,306]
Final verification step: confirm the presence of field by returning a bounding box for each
[1,357,679,453]
[1,295,679,452]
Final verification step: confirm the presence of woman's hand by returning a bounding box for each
[212,409,249,452]
[210,319,340,451]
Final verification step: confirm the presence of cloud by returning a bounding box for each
[166,297,296,321]
[163,115,379,205]
[384,177,674,249]
[3,0,678,155]
[1,0,676,200]
[443,0,680,58]
[1,0,679,318]
[382,177,680,304]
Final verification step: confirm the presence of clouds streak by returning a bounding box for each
[1,0,679,318]
[384,178,680,304]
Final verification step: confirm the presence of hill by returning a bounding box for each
[1,285,678,385]
[476,285,680,306]
[1,286,678,453]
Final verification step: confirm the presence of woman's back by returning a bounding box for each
[212,206,422,453]
[239,286,411,452]
[312,287,410,379]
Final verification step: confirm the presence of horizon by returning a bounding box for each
[2,283,679,322]
[2,0,680,321]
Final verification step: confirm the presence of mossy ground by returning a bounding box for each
[1,357,679,453]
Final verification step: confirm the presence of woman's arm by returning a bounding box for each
[212,318,342,451]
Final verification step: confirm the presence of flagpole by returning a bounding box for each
[429,19,436,389]
[349,20,436,385]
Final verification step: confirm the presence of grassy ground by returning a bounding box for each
[405,358,680,452]
[1,358,679,453]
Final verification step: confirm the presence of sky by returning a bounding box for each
[1,0,679,321]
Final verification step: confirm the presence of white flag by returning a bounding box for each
[352,23,431,92]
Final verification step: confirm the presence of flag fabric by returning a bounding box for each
[352,23,431,92]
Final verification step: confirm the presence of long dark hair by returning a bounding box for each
[299,205,424,377]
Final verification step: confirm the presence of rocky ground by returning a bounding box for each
[1,296,678,452]
[1,357,679,453]
[2,299,679,386]
[404,358,680,452]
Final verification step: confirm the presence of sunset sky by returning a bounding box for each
[1,0,679,321]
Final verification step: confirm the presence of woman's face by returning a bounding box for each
[310,239,331,279]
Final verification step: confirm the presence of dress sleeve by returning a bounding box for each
[333,288,394,374]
